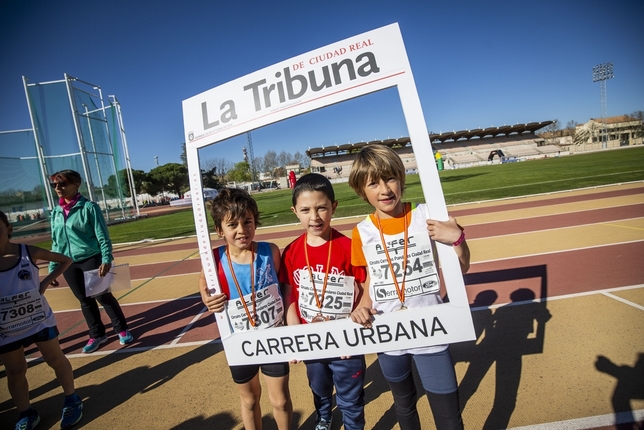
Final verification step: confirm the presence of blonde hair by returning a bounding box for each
[348,144,405,201]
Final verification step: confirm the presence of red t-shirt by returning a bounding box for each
[280,228,366,324]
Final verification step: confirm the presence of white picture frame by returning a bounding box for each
[182,23,475,365]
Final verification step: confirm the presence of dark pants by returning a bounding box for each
[305,356,366,429]
[63,254,128,338]
[378,349,463,430]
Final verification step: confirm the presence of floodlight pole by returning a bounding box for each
[246,132,256,182]
[592,62,614,149]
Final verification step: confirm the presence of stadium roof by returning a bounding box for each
[306,120,554,158]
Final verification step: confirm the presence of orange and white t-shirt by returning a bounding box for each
[351,203,446,355]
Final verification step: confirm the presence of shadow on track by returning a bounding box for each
[452,265,552,429]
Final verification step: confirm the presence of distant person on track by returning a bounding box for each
[348,144,470,430]
[198,188,293,430]
[0,211,83,430]
[48,170,133,354]
[281,173,367,430]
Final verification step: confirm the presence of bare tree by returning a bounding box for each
[565,120,579,138]
[630,110,644,121]
[538,119,561,145]
[277,150,292,168]
[201,157,232,178]
[263,150,279,177]
[252,156,263,178]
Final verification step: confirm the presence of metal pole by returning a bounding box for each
[96,86,126,220]
[65,73,94,202]
[109,95,140,217]
[22,76,55,211]
[82,104,109,217]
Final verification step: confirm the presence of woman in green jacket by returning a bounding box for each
[49,170,133,353]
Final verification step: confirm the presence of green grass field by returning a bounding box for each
[34,146,644,247]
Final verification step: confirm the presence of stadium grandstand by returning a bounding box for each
[307,120,559,176]
[306,116,643,177]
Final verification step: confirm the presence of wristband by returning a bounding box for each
[452,230,465,247]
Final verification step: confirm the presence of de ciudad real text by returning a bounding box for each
[193,38,376,138]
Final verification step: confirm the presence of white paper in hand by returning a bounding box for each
[84,264,131,297]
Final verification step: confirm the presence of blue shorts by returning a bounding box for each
[0,326,59,354]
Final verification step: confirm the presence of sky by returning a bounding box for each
[1,0,643,173]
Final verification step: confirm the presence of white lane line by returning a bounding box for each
[509,409,644,429]
[26,339,223,361]
[170,306,210,346]
[460,204,644,227]
[602,291,644,311]
[469,284,644,311]
[471,239,644,265]
[469,219,644,242]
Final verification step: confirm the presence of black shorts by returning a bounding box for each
[0,326,59,354]
[229,362,290,384]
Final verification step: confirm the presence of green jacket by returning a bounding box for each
[49,196,113,272]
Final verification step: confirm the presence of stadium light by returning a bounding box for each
[592,62,614,149]
[592,62,614,82]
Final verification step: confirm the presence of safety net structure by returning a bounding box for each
[0,129,51,239]
[0,75,138,240]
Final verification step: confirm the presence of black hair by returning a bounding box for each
[291,173,335,206]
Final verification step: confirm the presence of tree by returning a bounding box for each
[539,119,561,145]
[292,151,302,165]
[105,169,147,198]
[180,142,187,166]
[147,163,189,195]
[277,150,292,168]
[263,150,279,178]
[105,170,126,197]
[629,110,644,121]
[227,161,252,183]
[252,156,263,179]
[541,119,560,135]
[130,169,148,196]
[565,120,579,138]
[293,151,310,168]
[201,167,223,189]
[202,157,232,179]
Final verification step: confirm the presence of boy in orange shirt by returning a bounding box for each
[349,145,470,430]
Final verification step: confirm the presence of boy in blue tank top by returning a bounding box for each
[198,188,292,430]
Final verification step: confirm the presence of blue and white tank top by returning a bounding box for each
[0,245,56,345]
[213,242,284,332]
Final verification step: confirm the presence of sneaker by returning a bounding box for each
[82,335,108,353]
[60,393,83,429]
[118,330,134,345]
[314,417,332,430]
[15,408,40,430]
